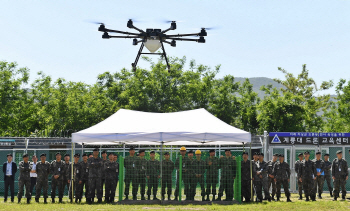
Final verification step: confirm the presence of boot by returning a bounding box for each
[148,195,151,200]
[27,198,30,204]
[311,195,316,201]
[202,196,205,201]
[98,198,102,203]
[216,195,221,201]
[271,196,275,201]
[168,195,171,201]
[206,195,210,201]
[298,195,302,200]
[133,195,137,200]
[18,198,21,203]
[141,195,145,200]
[35,198,39,203]
[44,198,47,204]
[174,196,178,201]
[161,195,165,200]
[75,198,78,203]
[110,197,114,203]
[267,197,271,202]
[124,195,129,200]
[318,194,322,199]
[52,198,55,203]
[305,196,309,201]
[59,198,63,203]
[275,196,280,202]
[212,196,216,201]
[330,191,333,197]
[333,197,337,201]
[287,197,292,202]
[342,195,346,201]
[153,195,159,200]
[87,198,92,204]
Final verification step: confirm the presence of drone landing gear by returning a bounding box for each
[132,40,170,72]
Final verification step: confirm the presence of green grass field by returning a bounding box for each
[1,194,349,211]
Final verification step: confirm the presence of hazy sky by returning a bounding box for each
[1,0,349,95]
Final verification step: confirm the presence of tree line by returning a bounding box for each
[0,57,349,137]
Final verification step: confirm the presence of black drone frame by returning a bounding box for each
[97,19,206,72]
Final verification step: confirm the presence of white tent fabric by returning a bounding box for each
[72,108,251,145]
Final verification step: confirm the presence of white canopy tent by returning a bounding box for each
[72,108,251,145]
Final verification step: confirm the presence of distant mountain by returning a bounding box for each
[234,77,285,98]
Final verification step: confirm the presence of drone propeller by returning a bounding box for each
[84,20,107,25]
[159,18,184,23]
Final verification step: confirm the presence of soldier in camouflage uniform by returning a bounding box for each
[87,148,104,204]
[192,150,206,201]
[323,153,333,197]
[241,152,252,202]
[79,153,89,200]
[313,151,325,199]
[332,150,348,201]
[217,149,236,201]
[67,153,82,203]
[35,153,50,203]
[273,154,291,202]
[18,154,32,204]
[298,151,317,201]
[50,152,65,203]
[104,153,118,203]
[113,154,119,186]
[267,154,278,200]
[63,154,71,197]
[137,149,148,200]
[174,146,189,201]
[146,151,160,200]
[101,150,108,202]
[185,150,196,201]
[257,153,271,202]
[162,152,174,200]
[295,153,303,200]
[124,146,139,200]
[205,149,219,201]
[252,152,263,202]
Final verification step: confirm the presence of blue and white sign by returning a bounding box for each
[269,132,350,145]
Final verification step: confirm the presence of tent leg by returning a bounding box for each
[71,142,74,203]
[250,142,253,201]
[160,133,163,204]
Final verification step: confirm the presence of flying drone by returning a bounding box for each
[95,19,207,71]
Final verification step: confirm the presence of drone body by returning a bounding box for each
[97,20,207,71]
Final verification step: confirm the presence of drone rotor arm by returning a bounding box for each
[105,28,140,36]
[165,33,200,38]
[170,38,200,42]
[109,35,142,39]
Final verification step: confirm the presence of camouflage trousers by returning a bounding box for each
[324,175,332,192]
[333,177,347,198]
[313,175,324,195]
[136,174,146,196]
[268,177,276,197]
[161,176,172,196]
[262,177,271,199]
[124,174,138,196]
[276,179,290,198]
[241,179,251,201]
[105,178,117,201]
[79,179,89,199]
[302,177,314,197]
[35,178,49,199]
[88,177,102,199]
[51,178,64,199]
[205,174,218,195]
[297,178,303,195]
[18,178,31,199]
[69,180,81,200]
[147,176,159,196]
[253,180,263,200]
[218,176,233,199]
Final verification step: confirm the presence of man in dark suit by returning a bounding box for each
[2,153,17,202]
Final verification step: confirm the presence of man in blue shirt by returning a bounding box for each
[2,154,17,202]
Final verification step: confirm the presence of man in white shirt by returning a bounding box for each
[2,154,17,202]
[30,155,38,195]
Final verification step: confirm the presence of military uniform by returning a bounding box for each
[79,160,89,199]
[312,158,325,198]
[267,160,277,199]
[218,156,236,201]
[67,162,82,201]
[253,160,263,201]
[87,156,103,200]
[18,161,32,201]
[273,161,291,201]
[124,155,139,198]
[192,158,206,200]
[104,160,118,202]
[332,157,348,200]
[63,161,71,196]
[185,157,196,200]
[295,160,303,197]
[35,160,50,200]
[324,159,332,195]
[174,156,189,199]
[241,159,252,202]
[101,158,108,200]
[50,160,65,201]
[137,157,148,199]
[146,158,160,199]
[257,160,271,201]
[161,159,174,199]
[299,159,316,200]
[205,156,219,200]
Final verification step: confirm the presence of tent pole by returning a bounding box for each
[81,143,84,161]
[250,142,253,200]
[123,144,126,157]
[71,142,74,203]
[160,133,163,204]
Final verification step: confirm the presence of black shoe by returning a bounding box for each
[275,197,280,202]
[305,197,309,201]
[287,198,292,202]
[44,198,47,204]
[202,196,205,201]
[35,198,39,203]
[298,195,302,200]
[216,196,221,201]
[168,196,171,201]
[153,196,159,200]
[52,198,55,203]
[212,196,216,201]
[174,196,178,201]
[148,195,151,200]
[268,198,271,202]
[124,196,129,200]
[75,198,78,203]
[18,198,21,203]
[330,192,333,197]
[133,195,137,200]
[333,198,337,201]
[162,195,165,200]
[59,198,62,203]
[4,199,7,203]
[98,198,102,203]
[141,195,145,200]
[342,196,346,201]
[27,198,30,204]
[87,198,91,204]
[271,196,275,201]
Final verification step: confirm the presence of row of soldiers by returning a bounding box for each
[15,148,119,204]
